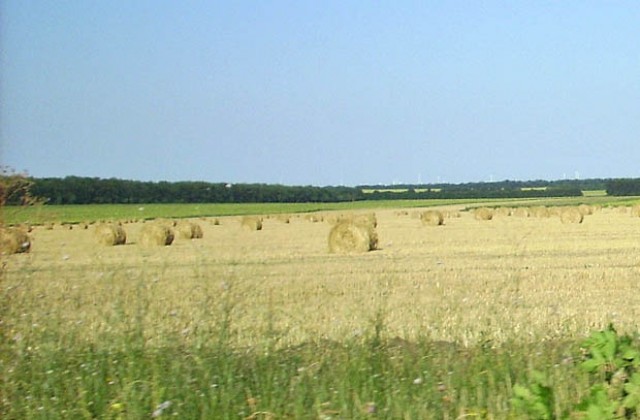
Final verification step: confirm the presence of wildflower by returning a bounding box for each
[413,377,423,385]
[365,402,376,414]
[152,401,172,418]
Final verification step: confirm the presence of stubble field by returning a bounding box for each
[6,204,640,349]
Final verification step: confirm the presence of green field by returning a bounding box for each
[4,195,638,226]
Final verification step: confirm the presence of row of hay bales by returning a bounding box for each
[95,220,203,247]
[471,205,597,224]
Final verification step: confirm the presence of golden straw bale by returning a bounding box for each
[548,207,562,217]
[513,207,530,218]
[328,221,378,254]
[276,214,291,224]
[304,214,322,223]
[560,207,584,224]
[473,208,493,221]
[630,205,640,217]
[495,207,512,217]
[139,224,174,246]
[241,216,263,231]
[0,227,31,255]
[420,210,444,226]
[94,224,127,246]
[531,206,550,218]
[339,212,377,228]
[175,221,204,239]
[578,204,594,216]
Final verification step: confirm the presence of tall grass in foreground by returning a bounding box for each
[1,280,598,419]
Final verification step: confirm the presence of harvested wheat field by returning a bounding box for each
[4,206,640,349]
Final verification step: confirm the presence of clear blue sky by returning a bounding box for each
[2,1,639,186]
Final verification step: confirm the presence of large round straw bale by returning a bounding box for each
[495,207,512,217]
[630,205,640,217]
[94,224,127,246]
[175,221,204,239]
[0,227,31,255]
[560,207,584,224]
[473,208,493,221]
[337,212,377,228]
[578,204,594,216]
[139,223,174,246]
[328,221,378,254]
[531,206,550,218]
[420,210,444,226]
[513,207,530,218]
[241,216,263,231]
[304,213,322,223]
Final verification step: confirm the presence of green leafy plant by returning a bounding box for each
[511,370,555,419]
[512,325,640,419]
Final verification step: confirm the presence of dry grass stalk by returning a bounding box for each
[175,221,204,239]
[94,224,127,246]
[328,220,378,254]
[139,224,175,246]
[560,207,584,224]
[241,216,263,231]
[473,208,493,221]
[420,210,444,226]
[0,227,31,255]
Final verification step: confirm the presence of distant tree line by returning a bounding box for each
[29,177,363,205]
[605,179,640,196]
[360,178,607,193]
[364,186,582,200]
[3,176,629,205]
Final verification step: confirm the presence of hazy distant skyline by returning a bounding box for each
[2,1,639,186]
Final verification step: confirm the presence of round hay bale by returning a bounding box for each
[139,224,174,246]
[276,215,290,224]
[304,214,322,223]
[495,207,512,217]
[420,210,444,226]
[473,208,493,221]
[578,204,594,216]
[94,224,127,246]
[328,221,378,254]
[630,205,640,217]
[531,206,550,218]
[0,227,31,255]
[513,207,530,218]
[241,216,263,231]
[336,212,377,228]
[560,207,584,224]
[175,221,204,239]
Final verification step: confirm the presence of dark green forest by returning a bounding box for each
[3,176,637,205]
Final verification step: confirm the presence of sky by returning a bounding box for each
[1,1,639,187]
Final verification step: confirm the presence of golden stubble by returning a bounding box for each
[4,206,640,349]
